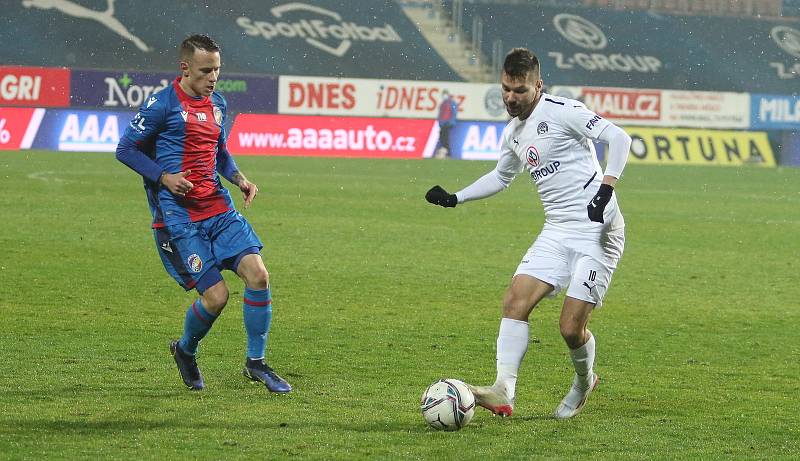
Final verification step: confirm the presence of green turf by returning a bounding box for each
[1,150,798,460]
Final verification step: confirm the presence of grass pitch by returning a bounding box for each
[1,150,798,460]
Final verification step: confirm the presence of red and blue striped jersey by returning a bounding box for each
[121,77,234,228]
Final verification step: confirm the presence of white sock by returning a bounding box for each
[569,332,595,389]
[493,318,529,399]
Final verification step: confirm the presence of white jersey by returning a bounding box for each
[497,93,623,232]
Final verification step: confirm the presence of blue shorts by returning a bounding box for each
[153,210,263,292]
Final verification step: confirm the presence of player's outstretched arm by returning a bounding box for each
[425,168,511,209]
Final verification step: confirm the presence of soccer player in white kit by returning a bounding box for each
[425,48,631,419]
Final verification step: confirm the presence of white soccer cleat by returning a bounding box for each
[466,384,514,417]
[554,373,599,420]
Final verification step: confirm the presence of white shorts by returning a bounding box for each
[513,224,625,307]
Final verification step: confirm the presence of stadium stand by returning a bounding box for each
[584,0,785,17]
[441,0,800,92]
[1,0,462,81]
[783,0,800,16]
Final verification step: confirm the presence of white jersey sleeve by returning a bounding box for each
[560,102,630,179]
[595,123,631,179]
[559,101,611,142]
[455,123,524,203]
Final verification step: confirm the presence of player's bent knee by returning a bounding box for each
[559,324,584,348]
[202,283,230,313]
[246,266,269,290]
[502,295,532,320]
[238,254,269,289]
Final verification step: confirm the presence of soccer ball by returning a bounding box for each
[420,379,475,431]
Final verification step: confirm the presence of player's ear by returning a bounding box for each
[179,61,190,77]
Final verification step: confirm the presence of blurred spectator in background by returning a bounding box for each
[435,89,458,158]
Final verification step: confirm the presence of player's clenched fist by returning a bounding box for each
[587,183,613,223]
[425,185,458,208]
[161,169,194,197]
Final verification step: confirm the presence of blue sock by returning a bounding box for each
[178,299,218,356]
[243,287,272,360]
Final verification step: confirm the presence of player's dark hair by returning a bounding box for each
[180,34,220,60]
[503,48,540,80]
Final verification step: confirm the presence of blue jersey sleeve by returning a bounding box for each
[124,95,167,144]
[213,94,240,184]
[116,95,169,182]
[116,136,163,182]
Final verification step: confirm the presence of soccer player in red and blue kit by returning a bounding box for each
[115,34,291,393]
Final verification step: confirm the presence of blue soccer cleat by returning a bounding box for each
[170,340,204,390]
[243,358,292,393]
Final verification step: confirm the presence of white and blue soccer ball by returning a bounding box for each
[420,379,475,431]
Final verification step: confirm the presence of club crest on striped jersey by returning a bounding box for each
[213,106,223,125]
[187,254,203,273]
[526,145,541,167]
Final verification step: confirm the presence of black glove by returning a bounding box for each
[587,183,614,223]
[425,185,458,208]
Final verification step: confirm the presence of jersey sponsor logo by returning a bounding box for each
[537,122,548,135]
[549,14,662,74]
[529,161,561,181]
[187,254,203,273]
[130,112,146,133]
[525,145,541,167]
[585,115,602,130]
[196,112,207,122]
[237,3,402,58]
